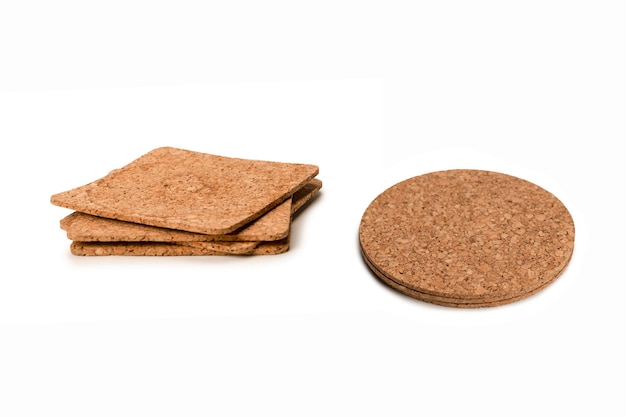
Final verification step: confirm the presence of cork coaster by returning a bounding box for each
[359,169,575,307]
[70,238,290,256]
[51,147,319,234]
[62,178,320,256]
[60,179,322,243]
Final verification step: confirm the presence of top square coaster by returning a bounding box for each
[51,147,319,234]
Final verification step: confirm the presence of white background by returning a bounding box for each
[1,1,624,416]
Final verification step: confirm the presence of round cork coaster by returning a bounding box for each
[359,170,575,307]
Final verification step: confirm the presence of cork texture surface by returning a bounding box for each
[70,238,289,256]
[51,147,319,234]
[175,240,260,254]
[60,179,322,243]
[359,169,575,306]
[362,247,569,308]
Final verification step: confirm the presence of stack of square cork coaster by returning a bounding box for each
[359,169,575,308]
[51,147,321,256]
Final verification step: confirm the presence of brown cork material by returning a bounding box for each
[359,169,575,308]
[51,147,319,235]
[60,179,322,243]
[362,247,570,308]
[175,240,260,254]
[70,238,290,256]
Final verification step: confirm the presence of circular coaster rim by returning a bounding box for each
[361,247,571,308]
[360,244,573,304]
[359,168,575,305]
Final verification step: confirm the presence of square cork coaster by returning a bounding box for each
[62,179,321,256]
[60,179,322,243]
[51,147,319,235]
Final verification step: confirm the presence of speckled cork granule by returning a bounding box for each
[51,147,319,235]
[359,169,575,307]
